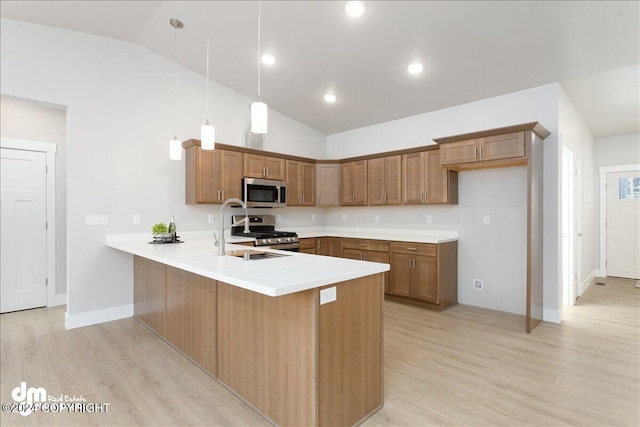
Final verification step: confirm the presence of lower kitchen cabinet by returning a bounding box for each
[298,237,317,254]
[316,237,342,257]
[342,238,390,294]
[389,241,457,310]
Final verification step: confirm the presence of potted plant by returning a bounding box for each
[152,222,171,242]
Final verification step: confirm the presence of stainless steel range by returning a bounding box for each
[231,215,299,251]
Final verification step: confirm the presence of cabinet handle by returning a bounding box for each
[221,190,224,199]
[217,190,220,201]
[302,194,305,204]
[362,253,366,261]
[412,258,416,269]
[266,167,269,177]
[420,191,424,203]
[407,247,417,251]
[474,146,478,159]
[359,243,368,247]
[480,146,483,159]
[408,258,412,269]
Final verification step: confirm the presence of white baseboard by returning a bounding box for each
[543,308,561,324]
[53,293,67,307]
[595,269,605,278]
[579,270,596,296]
[65,304,133,330]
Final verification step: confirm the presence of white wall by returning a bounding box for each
[558,87,596,298]
[327,84,561,318]
[0,96,68,298]
[0,18,326,323]
[593,133,640,271]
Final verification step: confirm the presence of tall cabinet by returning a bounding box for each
[340,160,368,205]
[434,122,549,333]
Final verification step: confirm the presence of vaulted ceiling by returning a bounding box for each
[1,1,638,137]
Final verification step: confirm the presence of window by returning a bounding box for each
[618,177,640,199]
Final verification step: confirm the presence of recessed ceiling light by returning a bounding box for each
[408,62,424,75]
[261,53,276,65]
[345,1,365,17]
[324,93,337,103]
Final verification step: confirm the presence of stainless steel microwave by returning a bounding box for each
[242,178,287,208]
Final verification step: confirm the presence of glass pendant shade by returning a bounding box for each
[201,120,215,150]
[169,136,182,160]
[251,101,268,134]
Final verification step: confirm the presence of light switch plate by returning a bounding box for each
[86,214,108,226]
[483,214,491,225]
[133,214,140,225]
[426,215,433,224]
[320,286,337,305]
[375,214,380,223]
[276,215,282,223]
[208,214,215,223]
[311,214,316,222]
[342,214,347,222]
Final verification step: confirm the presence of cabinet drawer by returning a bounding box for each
[342,238,389,252]
[298,238,317,251]
[342,248,389,263]
[390,242,437,257]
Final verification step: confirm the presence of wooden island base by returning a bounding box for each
[133,256,384,426]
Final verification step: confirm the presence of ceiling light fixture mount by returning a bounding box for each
[250,1,268,134]
[345,1,365,17]
[169,18,184,161]
[261,53,276,65]
[201,3,215,150]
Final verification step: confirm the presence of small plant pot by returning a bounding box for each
[153,232,174,243]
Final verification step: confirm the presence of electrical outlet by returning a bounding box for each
[473,279,484,291]
[311,214,316,222]
[320,286,337,305]
[276,215,282,223]
[375,214,380,223]
[133,214,141,225]
[426,214,432,224]
[208,214,214,223]
[483,214,491,225]
[86,214,108,226]
[342,214,347,222]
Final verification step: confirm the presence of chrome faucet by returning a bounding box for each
[215,198,249,256]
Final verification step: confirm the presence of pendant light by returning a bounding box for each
[250,0,268,134]
[201,2,215,150]
[169,18,183,161]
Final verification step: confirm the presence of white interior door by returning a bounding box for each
[1,148,47,313]
[562,146,575,305]
[606,171,640,279]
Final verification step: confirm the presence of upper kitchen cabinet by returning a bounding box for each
[244,153,286,180]
[436,125,547,171]
[183,141,243,204]
[286,160,315,206]
[368,155,402,205]
[402,149,458,204]
[316,163,340,207]
[340,160,368,206]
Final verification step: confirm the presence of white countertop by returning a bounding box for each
[106,234,389,297]
[292,226,458,244]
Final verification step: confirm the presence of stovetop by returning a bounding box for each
[231,215,299,247]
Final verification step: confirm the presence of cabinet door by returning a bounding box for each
[196,148,220,203]
[426,150,448,203]
[390,253,411,297]
[220,150,243,201]
[134,256,166,337]
[264,156,286,180]
[298,237,316,254]
[244,153,266,178]
[479,132,525,161]
[316,164,340,207]
[286,160,302,206]
[402,152,425,204]
[412,255,438,303]
[439,139,478,166]
[340,163,354,205]
[301,162,316,205]
[352,160,368,205]
[318,237,343,257]
[384,155,402,205]
[368,158,385,205]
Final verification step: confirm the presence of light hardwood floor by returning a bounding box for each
[1,277,638,426]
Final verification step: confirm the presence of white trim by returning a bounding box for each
[0,137,57,153]
[65,304,134,330]
[54,293,67,307]
[543,308,561,324]
[599,164,640,277]
[579,270,595,296]
[46,151,56,307]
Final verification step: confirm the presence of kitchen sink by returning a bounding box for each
[227,249,292,260]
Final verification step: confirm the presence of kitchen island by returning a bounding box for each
[107,234,388,426]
